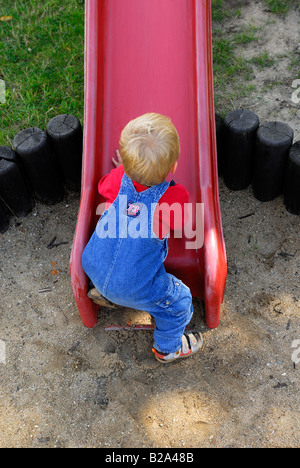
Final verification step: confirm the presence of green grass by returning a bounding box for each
[211,0,241,22]
[211,0,300,113]
[264,0,299,14]
[212,1,260,111]
[248,52,275,68]
[234,25,260,45]
[213,38,252,78]
[212,0,230,22]
[0,0,84,146]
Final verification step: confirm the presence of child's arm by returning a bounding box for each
[154,184,190,239]
[98,164,124,210]
[112,149,122,168]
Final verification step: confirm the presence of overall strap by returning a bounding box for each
[119,173,170,204]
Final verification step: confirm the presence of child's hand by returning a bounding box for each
[112,149,122,167]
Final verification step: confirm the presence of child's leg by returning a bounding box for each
[147,274,195,355]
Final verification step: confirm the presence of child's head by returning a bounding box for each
[119,113,180,186]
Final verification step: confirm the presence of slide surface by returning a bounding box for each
[70,0,227,329]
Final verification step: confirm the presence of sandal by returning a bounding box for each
[152,332,203,363]
[88,288,117,308]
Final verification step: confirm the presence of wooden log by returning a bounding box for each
[0,198,9,234]
[46,114,82,191]
[215,113,224,176]
[223,109,260,190]
[253,121,294,202]
[283,141,300,215]
[0,145,32,195]
[0,158,33,217]
[0,145,19,164]
[13,127,64,204]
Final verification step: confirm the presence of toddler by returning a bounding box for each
[82,113,203,363]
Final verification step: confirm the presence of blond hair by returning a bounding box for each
[119,113,180,186]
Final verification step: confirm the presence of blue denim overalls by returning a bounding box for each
[82,173,193,353]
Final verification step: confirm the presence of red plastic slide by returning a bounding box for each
[70,0,227,329]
